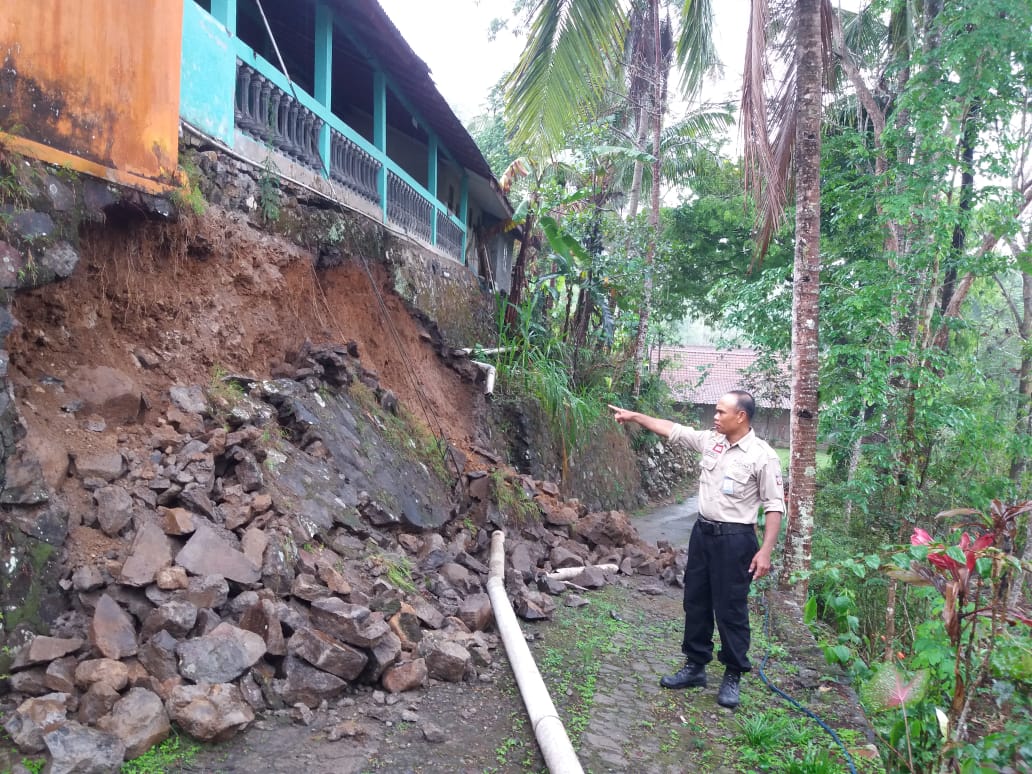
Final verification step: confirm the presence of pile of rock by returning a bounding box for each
[1,343,674,769]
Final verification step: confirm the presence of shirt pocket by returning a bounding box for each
[701,454,718,471]
[722,466,752,498]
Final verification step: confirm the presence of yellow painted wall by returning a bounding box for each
[0,0,183,189]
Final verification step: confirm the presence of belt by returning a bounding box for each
[695,518,756,536]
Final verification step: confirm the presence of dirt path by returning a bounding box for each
[171,506,879,774]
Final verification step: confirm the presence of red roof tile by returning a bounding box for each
[652,346,791,409]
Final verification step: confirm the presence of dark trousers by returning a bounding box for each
[681,519,758,673]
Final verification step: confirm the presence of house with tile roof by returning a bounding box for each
[653,345,791,446]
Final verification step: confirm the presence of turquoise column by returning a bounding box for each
[373,71,388,223]
[314,3,333,176]
[428,134,438,245]
[459,174,469,265]
[210,0,237,35]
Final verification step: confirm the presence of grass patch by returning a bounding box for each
[489,468,540,527]
[121,733,200,773]
[773,446,831,474]
[207,363,247,422]
[367,549,417,594]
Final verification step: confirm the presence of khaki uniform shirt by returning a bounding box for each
[668,425,785,524]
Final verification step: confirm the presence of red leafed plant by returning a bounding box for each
[887,500,1032,772]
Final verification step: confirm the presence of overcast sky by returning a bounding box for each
[377,0,753,123]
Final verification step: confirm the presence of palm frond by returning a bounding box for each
[741,0,775,248]
[505,0,628,151]
[742,0,836,263]
[613,108,732,197]
[675,0,719,96]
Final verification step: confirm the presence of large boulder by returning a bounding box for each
[363,631,402,683]
[140,600,198,640]
[165,683,254,742]
[69,365,141,424]
[573,510,639,549]
[309,598,389,649]
[381,658,428,694]
[274,655,348,708]
[175,524,260,585]
[2,693,71,753]
[420,639,472,683]
[94,486,134,537]
[457,594,493,632]
[11,636,84,668]
[176,623,266,683]
[89,594,138,659]
[287,627,367,680]
[75,659,129,693]
[119,521,172,587]
[97,687,171,760]
[137,631,180,681]
[43,721,126,774]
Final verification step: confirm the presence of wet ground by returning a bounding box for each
[632,496,698,546]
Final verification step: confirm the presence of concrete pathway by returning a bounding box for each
[632,495,698,546]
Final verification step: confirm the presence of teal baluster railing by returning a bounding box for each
[228,35,466,261]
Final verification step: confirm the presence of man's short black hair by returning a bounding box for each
[728,390,755,422]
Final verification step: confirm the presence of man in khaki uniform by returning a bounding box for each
[610,390,784,708]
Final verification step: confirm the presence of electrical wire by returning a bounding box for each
[756,584,860,774]
[354,250,461,478]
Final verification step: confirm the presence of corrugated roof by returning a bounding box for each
[654,346,791,410]
[336,0,500,190]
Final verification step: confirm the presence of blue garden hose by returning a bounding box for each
[757,587,860,774]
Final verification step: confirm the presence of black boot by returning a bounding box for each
[660,660,707,689]
[717,669,742,708]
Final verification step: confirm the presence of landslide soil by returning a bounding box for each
[6,209,478,493]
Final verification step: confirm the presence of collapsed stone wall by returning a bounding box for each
[0,146,499,656]
[0,150,685,768]
[0,338,682,766]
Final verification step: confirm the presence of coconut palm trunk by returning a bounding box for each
[631,0,666,398]
[781,0,824,601]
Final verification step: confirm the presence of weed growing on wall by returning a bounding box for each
[172,154,206,216]
[489,468,539,526]
[258,155,282,224]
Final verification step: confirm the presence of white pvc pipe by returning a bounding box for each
[544,564,619,582]
[470,360,496,395]
[488,531,585,774]
[453,346,513,356]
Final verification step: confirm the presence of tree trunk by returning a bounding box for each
[781,0,824,603]
[841,435,863,528]
[1010,269,1031,486]
[1008,268,1032,609]
[505,212,537,331]
[631,0,664,398]
[626,104,650,220]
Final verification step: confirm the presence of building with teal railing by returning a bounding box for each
[180,0,514,288]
